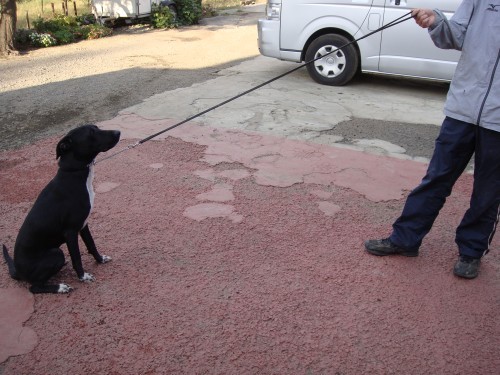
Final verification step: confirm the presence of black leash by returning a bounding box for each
[97,11,414,164]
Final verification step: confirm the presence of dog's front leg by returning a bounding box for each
[65,230,95,282]
[80,224,111,263]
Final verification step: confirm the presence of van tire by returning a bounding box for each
[168,5,178,20]
[305,34,359,86]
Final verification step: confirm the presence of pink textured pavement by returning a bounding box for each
[0,120,499,374]
[0,287,37,363]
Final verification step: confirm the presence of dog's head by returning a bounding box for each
[56,125,121,165]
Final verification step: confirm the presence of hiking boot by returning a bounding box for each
[364,238,419,257]
[453,255,480,279]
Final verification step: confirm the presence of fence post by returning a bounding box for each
[51,3,55,15]
[26,11,30,29]
[62,1,69,16]
[73,1,78,16]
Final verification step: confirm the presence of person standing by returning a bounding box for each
[364,1,500,279]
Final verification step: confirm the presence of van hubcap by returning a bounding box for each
[313,45,346,78]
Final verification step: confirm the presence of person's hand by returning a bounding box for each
[411,8,436,29]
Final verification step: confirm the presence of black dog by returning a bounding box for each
[3,124,120,294]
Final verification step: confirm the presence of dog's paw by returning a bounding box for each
[58,284,73,293]
[100,255,112,264]
[79,272,96,282]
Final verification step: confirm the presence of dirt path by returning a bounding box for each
[0,8,262,151]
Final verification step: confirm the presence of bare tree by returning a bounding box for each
[0,0,18,57]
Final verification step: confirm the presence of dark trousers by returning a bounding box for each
[390,117,500,258]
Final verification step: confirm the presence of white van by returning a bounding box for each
[258,0,461,85]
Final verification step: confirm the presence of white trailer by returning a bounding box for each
[92,0,176,23]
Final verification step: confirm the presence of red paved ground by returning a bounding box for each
[1,123,499,374]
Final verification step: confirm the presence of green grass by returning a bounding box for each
[203,0,241,10]
[204,0,266,11]
[17,0,91,29]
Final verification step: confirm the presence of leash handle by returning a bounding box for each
[97,11,414,163]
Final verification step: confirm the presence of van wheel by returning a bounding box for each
[305,34,359,86]
[168,5,178,20]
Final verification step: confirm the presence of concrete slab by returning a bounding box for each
[0,288,38,363]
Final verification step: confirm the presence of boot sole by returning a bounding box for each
[365,248,419,257]
[453,269,478,279]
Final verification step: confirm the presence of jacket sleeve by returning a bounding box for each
[427,0,475,51]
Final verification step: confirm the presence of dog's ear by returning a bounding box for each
[56,136,72,159]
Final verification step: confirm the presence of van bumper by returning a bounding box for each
[258,19,281,59]
[258,19,302,62]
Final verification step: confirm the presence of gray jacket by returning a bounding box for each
[429,0,500,132]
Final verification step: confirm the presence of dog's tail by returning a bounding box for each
[3,245,19,280]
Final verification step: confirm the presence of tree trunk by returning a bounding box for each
[0,0,18,57]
